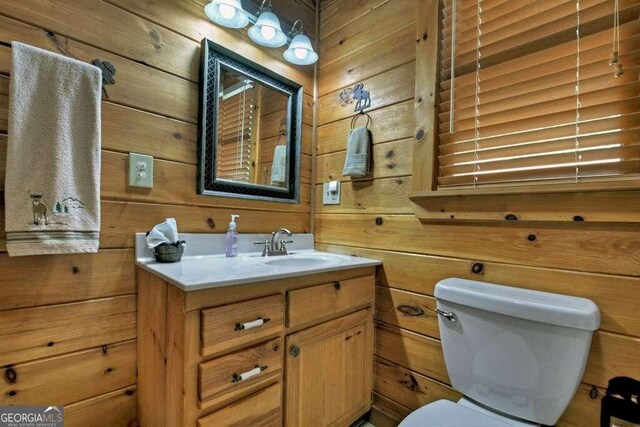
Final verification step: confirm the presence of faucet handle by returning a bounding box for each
[278,239,294,252]
[254,240,270,257]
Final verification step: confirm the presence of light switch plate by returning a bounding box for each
[128,153,154,188]
[322,181,340,205]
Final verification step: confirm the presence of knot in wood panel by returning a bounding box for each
[396,305,424,317]
[471,262,484,274]
[4,367,17,384]
[147,29,162,50]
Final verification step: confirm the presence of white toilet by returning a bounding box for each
[399,278,600,427]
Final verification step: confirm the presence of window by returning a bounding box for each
[437,0,640,191]
[216,81,255,182]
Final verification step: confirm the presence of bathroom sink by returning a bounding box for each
[264,254,342,268]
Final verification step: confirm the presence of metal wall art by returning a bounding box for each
[338,83,372,114]
[92,59,116,97]
[352,83,371,113]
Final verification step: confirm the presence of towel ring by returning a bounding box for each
[351,111,372,129]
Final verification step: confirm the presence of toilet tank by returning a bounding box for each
[435,278,600,426]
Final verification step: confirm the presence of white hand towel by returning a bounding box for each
[5,42,102,256]
[146,218,179,249]
[270,145,287,185]
[342,126,371,178]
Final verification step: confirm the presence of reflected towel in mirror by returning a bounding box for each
[270,145,287,185]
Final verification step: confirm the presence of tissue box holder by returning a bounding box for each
[153,241,185,263]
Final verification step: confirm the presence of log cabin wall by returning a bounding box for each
[0,0,316,424]
[315,1,640,426]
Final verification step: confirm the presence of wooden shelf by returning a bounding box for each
[410,184,640,224]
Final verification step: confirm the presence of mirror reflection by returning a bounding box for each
[216,66,290,189]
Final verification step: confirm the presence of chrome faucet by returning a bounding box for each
[254,228,293,257]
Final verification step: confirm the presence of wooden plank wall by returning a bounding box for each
[0,0,316,423]
[315,1,640,426]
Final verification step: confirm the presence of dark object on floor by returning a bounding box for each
[601,376,640,427]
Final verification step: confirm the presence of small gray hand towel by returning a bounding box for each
[270,145,287,185]
[342,126,371,177]
[5,42,102,256]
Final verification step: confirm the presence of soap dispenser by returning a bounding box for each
[225,215,240,257]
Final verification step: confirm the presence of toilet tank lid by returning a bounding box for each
[435,278,600,331]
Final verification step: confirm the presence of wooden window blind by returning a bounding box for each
[217,84,254,181]
[437,0,640,190]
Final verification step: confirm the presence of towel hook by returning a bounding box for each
[351,111,371,129]
[92,59,116,97]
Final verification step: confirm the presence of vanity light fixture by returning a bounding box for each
[283,20,318,65]
[204,1,317,66]
[204,0,249,29]
[248,0,287,48]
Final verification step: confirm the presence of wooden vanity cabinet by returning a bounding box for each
[137,266,375,427]
[285,309,373,426]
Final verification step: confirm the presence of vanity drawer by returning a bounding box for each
[197,382,282,427]
[199,337,282,404]
[287,275,375,328]
[201,294,284,357]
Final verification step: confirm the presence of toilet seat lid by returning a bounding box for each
[398,400,514,427]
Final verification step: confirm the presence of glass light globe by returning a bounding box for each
[284,34,318,65]
[204,0,248,29]
[248,11,286,47]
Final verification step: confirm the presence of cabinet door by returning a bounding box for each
[285,309,373,427]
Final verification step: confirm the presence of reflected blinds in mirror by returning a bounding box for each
[438,0,640,189]
[217,83,255,182]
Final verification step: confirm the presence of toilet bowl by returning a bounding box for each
[400,398,538,427]
[399,278,600,427]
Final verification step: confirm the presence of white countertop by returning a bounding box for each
[135,233,381,291]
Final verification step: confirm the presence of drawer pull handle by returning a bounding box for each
[231,365,267,383]
[235,317,270,331]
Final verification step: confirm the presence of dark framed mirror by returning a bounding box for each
[197,38,303,202]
